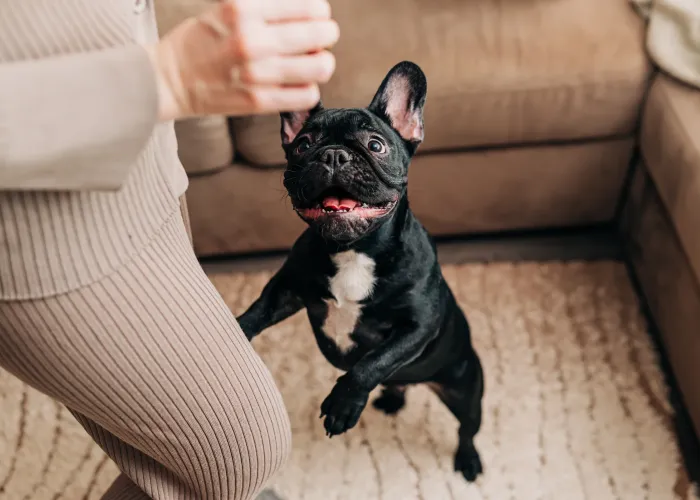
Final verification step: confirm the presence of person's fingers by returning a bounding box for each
[246,84,321,114]
[266,20,340,56]
[159,0,337,119]
[200,3,338,60]
[258,0,332,22]
[239,51,335,85]
[228,19,339,61]
[223,0,331,23]
[201,1,331,38]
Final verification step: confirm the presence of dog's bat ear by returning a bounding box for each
[368,61,427,149]
[280,101,324,145]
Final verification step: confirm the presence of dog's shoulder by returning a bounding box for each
[384,210,438,274]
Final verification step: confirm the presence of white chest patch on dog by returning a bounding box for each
[322,250,376,353]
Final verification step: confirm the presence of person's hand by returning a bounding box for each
[148,0,339,122]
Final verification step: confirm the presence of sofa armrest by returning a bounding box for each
[639,73,700,284]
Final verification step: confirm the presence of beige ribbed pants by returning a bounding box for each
[0,199,291,500]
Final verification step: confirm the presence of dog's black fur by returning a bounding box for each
[237,62,485,481]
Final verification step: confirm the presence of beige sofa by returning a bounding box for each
[620,74,700,442]
[157,0,650,256]
[157,1,700,438]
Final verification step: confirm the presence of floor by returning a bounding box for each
[202,226,700,499]
[210,257,697,500]
[1,229,699,499]
[200,224,623,275]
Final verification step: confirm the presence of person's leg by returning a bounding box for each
[0,213,291,499]
[70,410,188,499]
[100,473,151,500]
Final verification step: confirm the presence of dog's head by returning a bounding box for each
[281,61,427,243]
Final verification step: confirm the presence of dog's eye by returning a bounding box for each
[296,138,311,154]
[368,139,385,153]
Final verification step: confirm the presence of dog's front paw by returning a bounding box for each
[320,376,369,437]
[454,445,483,482]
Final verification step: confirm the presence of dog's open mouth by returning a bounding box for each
[294,187,397,220]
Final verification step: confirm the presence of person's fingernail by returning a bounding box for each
[328,20,340,42]
[294,85,321,109]
[315,0,332,19]
[319,51,336,82]
[313,20,338,44]
[308,84,321,104]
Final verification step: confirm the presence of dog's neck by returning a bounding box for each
[316,195,411,258]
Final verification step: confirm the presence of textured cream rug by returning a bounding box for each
[0,261,698,500]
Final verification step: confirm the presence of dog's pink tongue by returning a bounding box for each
[322,197,358,210]
[339,198,358,210]
[322,196,340,210]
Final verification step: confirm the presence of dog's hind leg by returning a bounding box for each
[372,384,407,415]
[429,354,484,482]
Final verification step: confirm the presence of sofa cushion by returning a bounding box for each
[641,74,700,283]
[153,0,217,36]
[174,117,234,176]
[187,139,632,257]
[232,0,651,166]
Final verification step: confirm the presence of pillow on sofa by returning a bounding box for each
[632,0,700,89]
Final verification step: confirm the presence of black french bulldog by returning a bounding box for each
[237,61,485,481]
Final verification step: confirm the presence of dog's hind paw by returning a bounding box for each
[454,446,483,482]
[372,391,405,415]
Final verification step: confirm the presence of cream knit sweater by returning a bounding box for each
[0,0,189,299]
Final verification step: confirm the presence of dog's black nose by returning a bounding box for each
[321,148,351,169]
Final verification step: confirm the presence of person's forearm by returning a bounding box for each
[0,44,159,191]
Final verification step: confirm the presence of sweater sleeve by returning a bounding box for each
[0,43,160,191]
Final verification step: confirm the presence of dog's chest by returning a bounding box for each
[322,250,376,353]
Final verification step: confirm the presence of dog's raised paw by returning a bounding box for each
[372,392,405,415]
[235,315,256,341]
[454,446,483,482]
[320,377,369,437]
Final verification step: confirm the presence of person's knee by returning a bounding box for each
[181,375,292,499]
[230,385,292,486]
